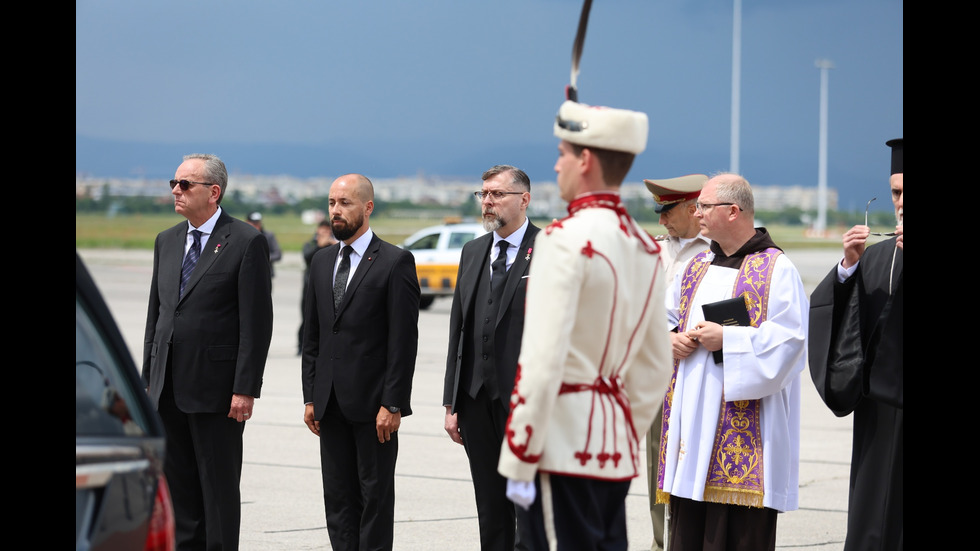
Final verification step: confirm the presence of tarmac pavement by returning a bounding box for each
[78,247,852,550]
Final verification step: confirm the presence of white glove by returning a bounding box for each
[506,479,536,510]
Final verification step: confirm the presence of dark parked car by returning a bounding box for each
[76,251,175,551]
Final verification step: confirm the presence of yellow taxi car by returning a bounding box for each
[402,221,487,309]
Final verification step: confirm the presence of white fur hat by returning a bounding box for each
[553,100,649,155]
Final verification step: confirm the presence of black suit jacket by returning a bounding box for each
[302,233,420,423]
[443,222,540,412]
[142,209,274,412]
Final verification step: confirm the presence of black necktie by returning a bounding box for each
[491,240,509,299]
[180,230,202,298]
[334,245,353,311]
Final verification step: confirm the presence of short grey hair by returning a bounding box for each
[712,172,754,215]
[184,153,228,204]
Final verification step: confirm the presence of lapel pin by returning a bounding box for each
[214,243,222,254]
[525,247,532,261]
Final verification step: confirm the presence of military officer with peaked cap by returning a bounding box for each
[641,173,711,551]
[643,174,712,282]
[497,97,673,549]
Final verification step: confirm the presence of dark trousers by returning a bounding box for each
[458,387,532,551]
[526,474,631,551]
[667,496,777,551]
[319,390,398,551]
[159,368,245,551]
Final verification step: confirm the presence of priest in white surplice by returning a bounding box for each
[656,173,808,551]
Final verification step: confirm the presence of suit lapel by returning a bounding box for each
[335,234,381,318]
[165,225,186,300]
[497,223,538,321]
[180,212,231,304]
[459,235,493,322]
[322,243,340,318]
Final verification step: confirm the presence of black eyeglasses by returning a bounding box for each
[169,179,215,191]
[695,202,741,213]
[865,197,898,236]
[474,190,525,201]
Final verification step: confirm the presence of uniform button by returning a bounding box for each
[484,317,490,324]
[482,336,488,342]
[482,354,488,360]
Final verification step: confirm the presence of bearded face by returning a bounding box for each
[331,210,364,241]
[482,207,505,233]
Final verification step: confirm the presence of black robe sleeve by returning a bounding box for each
[808,239,904,416]
[808,266,865,416]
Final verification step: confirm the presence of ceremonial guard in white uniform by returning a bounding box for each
[497,97,673,549]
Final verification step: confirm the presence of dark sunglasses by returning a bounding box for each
[169,179,215,191]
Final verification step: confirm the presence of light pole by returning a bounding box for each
[730,0,742,174]
[814,58,834,237]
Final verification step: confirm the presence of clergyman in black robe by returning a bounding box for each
[808,138,903,551]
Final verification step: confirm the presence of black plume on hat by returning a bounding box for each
[886,138,903,175]
[566,0,593,103]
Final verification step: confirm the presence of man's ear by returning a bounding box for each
[580,147,594,175]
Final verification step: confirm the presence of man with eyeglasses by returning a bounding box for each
[497,99,672,549]
[443,164,539,550]
[808,139,903,550]
[640,173,711,551]
[656,173,808,550]
[143,153,273,550]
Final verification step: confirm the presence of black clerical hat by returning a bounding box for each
[886,138,903,175]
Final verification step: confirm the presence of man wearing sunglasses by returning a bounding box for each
[143,153,274,550]
[808,139,903,550]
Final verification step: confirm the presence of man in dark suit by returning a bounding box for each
[143,153,273,550]
[443,165,538,550]
[301,173,420,550]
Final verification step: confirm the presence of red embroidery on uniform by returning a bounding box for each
[566,192,662,254]
[505,364,540,463]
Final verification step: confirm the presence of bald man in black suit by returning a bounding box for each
[302,173,420,550]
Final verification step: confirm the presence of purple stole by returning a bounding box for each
[657,248,781,508]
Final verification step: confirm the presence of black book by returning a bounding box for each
[701,295,751,364]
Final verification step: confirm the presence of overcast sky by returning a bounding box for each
[76,0,903,211]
